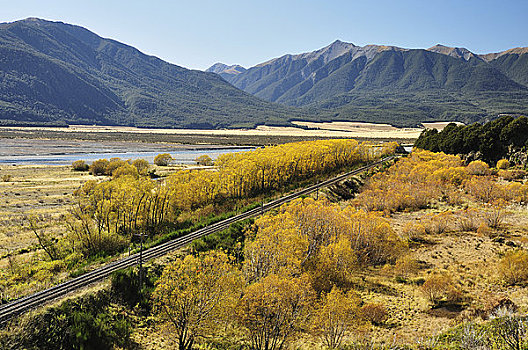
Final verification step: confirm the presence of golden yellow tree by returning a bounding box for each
[310,287,362,349]
[152,251,242,350]
[236,274,315,350]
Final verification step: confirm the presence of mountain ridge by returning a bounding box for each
[207,40,528,126]
[0,18,300,128]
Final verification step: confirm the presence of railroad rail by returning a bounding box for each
[0,156,394,325]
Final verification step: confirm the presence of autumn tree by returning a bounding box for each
[310,287,362,349]
[152,251,241,350]
[89,158,110,175]
[154,153,173,166]
[132,158,150,175]
[420,274,461,306]
[236,274,314,350]
[195,154,213,166]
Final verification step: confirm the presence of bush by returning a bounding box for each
[420,274,461,306]
[106,158,128,175]
[467,161,491,176]
[401,222,426,242]
[111,267,156,311]
[360,303,388,325]
[498,169,514,181]
[498,250,528,285]
[154,153,172,166]
[394,256,419,280]
[496,159,510,170]
[7,291,131,350]
[423,212,451,235]
[132,159,149,175]
[112,164,139,179]
[457,209,480,232]
[71,160,89,171]
[89,159,110,176]
[195,154,213,166]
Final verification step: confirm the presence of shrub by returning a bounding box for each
[89,159,110,176]
[154,153,172,166]
[420,274,461,306]
[111,267,155,311]
[401,222,426,242]
[71,160,89,171]
[498,250,528,285]
[112,164,139,179]
[195,154,213,166]
[424,212,451,235]
[456,209,480,232]
[464,176,502,203]
[496,159,510,170]
[106,158,128,175]
[498,169,514,181]
[132,159,149,175]
[467,160,491,176]
[360,303,388,325]
[6,291,131,350]
[2,174,12,182]
[394,255,420,280]
[485,200,508,229]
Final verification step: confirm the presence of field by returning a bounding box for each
[0,122,422,144]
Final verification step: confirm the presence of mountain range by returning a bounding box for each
[1,18,527,129]
[209,40,528,126]
[0,18,299,128]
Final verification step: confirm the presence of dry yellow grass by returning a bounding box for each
[1,122,424,140]
[0,165,95,254]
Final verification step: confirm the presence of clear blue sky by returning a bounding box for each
[1,0,527,70]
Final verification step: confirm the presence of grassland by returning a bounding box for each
[0,123,421,145]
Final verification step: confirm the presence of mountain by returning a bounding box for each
[426,44,480,61]
[206,63,246,80]
[214,41,528,126]
[0,18,299,128]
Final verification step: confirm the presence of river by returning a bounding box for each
[0,138,253,165]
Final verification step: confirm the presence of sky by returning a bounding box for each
[1,0,527,70]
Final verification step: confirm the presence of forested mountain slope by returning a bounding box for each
[211,41,528,126]
[0,18,299,128]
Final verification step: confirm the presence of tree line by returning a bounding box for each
[414,115,528,164]
[69,139,398,257]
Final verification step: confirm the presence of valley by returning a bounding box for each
[1,8,528,349]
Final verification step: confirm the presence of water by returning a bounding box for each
[0,138,253,165]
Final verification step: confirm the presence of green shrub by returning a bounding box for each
[6,291,131,350]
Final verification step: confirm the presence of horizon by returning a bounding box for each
[1,0,528,70]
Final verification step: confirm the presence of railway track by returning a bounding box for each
[0,156,394,325]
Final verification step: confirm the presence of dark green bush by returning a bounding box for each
[3,291,131,350]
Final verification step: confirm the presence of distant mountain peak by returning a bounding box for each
[481,46,528,61]
[427,44,478,61]
[206,63,246,77]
